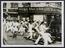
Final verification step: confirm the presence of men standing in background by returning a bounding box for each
[3,18,8,45]
[27,21,33,39]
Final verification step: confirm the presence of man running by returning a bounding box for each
[35,21,52,45]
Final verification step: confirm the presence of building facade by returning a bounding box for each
[3,2,61,21]
[3,2,61,28]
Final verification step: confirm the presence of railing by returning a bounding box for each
[7,8,18,14]
[8,9,18,12]
[18,7,61,14]
[5,7,61,14]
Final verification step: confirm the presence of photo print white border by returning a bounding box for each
[1,1,64,47]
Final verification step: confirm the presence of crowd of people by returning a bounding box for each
[3,17,54,45]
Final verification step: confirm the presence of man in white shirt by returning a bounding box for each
[27,21,35,39]
[6,20,11,32]
[3,19,8,44]
[35,21,52,45]
[19,23,25,36]
[12,21,18,33]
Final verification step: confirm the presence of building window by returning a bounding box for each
[55,2,61,7]
[46,2,49,4]
[3,3,7,8]
[3,9,6,12]
[36,2,40,4]
[22,3,31,7]
[11,3,18,8]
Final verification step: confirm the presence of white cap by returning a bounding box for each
[44,22,47,24]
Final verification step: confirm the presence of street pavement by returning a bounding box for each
[4,36,62,45]
[3,32,62,45]
[5,36,35,45]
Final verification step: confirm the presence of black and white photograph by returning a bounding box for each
[1,1,64,47]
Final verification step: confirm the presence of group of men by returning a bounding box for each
[3,17,52,45]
